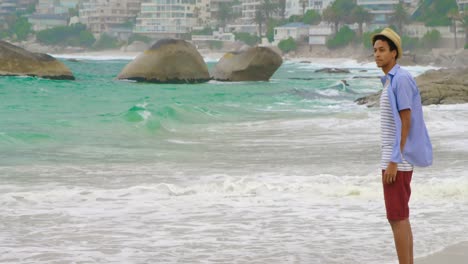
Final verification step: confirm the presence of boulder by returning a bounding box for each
[355,67,468,106]
[0,40,74,80]
[354,90,382,107]
[417,67,468,105]
[117,39,210,83]
[211,47,283,81]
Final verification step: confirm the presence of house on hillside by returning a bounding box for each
[134,0,196,39]
[81,0,141,36]
[457,0,468,10]
[308,23,334,45]
[285,0,334,17]
[273,22,310,45]
[357,0,422,25]
[28,13,69,31]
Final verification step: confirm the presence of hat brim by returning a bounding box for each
[371,33,403,59]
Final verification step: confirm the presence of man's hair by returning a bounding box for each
[373,35,398,59]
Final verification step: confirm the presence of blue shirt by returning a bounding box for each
[380,64,433,167]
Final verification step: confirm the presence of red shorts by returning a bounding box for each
[382,170,413,221]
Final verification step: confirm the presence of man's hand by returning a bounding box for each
[383,162,398,184]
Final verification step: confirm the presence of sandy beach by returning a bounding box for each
[415,241,468,264]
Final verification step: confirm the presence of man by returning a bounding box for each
[372,28,433,264]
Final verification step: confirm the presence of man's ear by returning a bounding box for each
[392,49,397,60]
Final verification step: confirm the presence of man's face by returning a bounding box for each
[373,39,396,69]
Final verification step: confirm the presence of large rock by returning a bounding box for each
[355,67,468,106]
[117,39,210,83]
[211,47,283,81]
[0,41,74,80]
[354,90,382,107]
[417,67,468,105]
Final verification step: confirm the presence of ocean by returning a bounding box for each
[0,56,467,263]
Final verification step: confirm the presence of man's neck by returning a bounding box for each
[382,61,397,75]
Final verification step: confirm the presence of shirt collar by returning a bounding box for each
[388,64,400,77]
[380,64,400,85]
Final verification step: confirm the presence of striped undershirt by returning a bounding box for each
[380,78,413,171]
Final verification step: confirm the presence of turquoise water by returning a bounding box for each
[1,58,467,263]
[0,59,368,166]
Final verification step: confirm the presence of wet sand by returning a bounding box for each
[415,241,468,264]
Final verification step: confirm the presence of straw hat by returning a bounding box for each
[372,28,403,59]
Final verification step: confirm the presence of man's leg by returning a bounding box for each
[383,170,413,264]
[409,220,413,264]
[389,218,413,264]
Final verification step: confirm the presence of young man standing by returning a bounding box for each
[372,28,433,264]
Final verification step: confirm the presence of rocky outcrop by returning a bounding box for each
[0,41,75,80]
[211,47,283,81]
[117,39,210,83]
[354,90,382,107]
[417,67,468,105]
[355,67,468,106]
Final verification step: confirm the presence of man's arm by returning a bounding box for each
[383,109,411,184]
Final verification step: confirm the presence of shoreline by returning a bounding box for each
[52,50,441,71]
[51,49,226,62]
[415,241,468,264]
[8,38,467,68]
[50,48,373,64]
[52,50,140,60]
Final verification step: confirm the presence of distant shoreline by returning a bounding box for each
[52,50,372,67]
[8,37,467,68]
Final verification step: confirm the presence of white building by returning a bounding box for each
[0,0,16,16]
[80,0,141,35]
[134,0,197,38]
[226,23,257,34]
[36,0,80,15]
[405,23,458,39]
[0,0,16,30]
[308,22,333,45]
[273,22,309,44]
[229,0,281,35]
[191,31,235,41]
[285,0,333,17]
[241,0,282,23]
[457,0,468,11]
[194,0,210,26]
[210,0,231,23]
[28,13,69,31]
[241,0,261,22]
[356,0,399,25]
[17,0,38,11]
